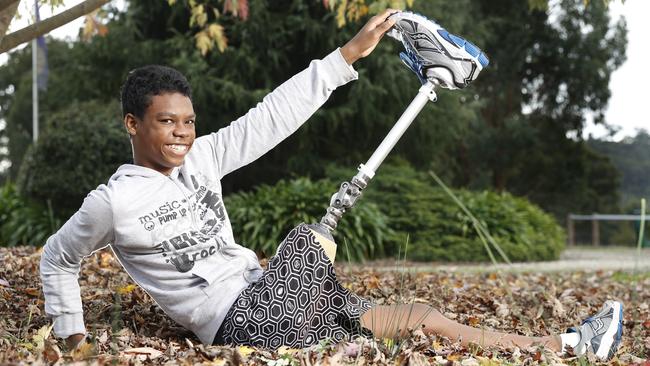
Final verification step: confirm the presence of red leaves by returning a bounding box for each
[223,0,249,20]
[643,319,650,328]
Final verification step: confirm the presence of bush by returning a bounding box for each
[17,100,131,217]
[0,183,61,247]
[224,178,393,261]
[327,161,565,262]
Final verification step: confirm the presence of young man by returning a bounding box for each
[40,9,622,360]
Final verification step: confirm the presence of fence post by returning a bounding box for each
[567,214,575,246]
[592,215,600,246]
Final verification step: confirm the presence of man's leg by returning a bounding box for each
[361,303,562,351]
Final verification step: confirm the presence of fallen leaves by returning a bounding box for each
[116,284,137,295]
[42,340,61,363]
[71,342,96,361]
[0,246,649,365]
[120,346,163,361]
[23,287,40,297]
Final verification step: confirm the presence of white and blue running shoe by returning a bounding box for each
[387,11,489,89]
[569,300,624,360]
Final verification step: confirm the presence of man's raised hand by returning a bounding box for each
[340,9,399,65]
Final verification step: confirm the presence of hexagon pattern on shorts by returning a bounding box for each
[215,224,373,348]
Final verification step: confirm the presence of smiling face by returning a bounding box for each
[125,92,196,175]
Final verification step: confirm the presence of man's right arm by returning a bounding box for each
[39,185,114,347]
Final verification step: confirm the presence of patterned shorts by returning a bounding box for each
[213,224,374,348]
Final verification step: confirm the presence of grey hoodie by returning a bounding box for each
[39,48,358,345]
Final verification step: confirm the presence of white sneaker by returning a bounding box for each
[387,11,489,89]
[568,300,624,360]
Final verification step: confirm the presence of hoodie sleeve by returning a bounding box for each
[199,48,358,178]
[39,185,114,339]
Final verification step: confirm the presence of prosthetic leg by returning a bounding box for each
[306,11,490,261]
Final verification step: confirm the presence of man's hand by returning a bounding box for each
[65,333,85,351]
[340,9,399,65]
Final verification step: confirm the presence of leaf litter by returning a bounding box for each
[1,246,649,365]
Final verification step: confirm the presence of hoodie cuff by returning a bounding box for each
[323,48,359,86]
[52,313,86,339]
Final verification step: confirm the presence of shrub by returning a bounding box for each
[17,100,131,217]
[0,183,61,247]
[224,178,392,261]
[326,161,565,262]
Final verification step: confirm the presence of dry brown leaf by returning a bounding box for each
[121,346,163,360]
[24,287,40,297]
[365,275,381,290]
[468,316,480,327]
[460,357,479,366]
[99,252,113,268]
[551,298,566,318]
[42,340,61,363]
[71,342,96,361]
[496,303,510,318]
[409,351,429,366]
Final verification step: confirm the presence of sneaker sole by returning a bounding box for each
[388,11,488,88]
[596,301,623,360]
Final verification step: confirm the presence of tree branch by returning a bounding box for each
[0,0,111,54]
[0,0,18,39]
[0,0,19,13]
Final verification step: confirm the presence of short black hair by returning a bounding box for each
[120,65,192,119]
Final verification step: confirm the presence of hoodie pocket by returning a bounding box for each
[191,261,222,287]
[190,256,241,293]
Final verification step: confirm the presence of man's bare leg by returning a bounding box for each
[361,303,561,351]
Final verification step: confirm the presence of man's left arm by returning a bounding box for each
[200,9,397,178]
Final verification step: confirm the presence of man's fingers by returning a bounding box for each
[377,17,397,33]
[381,8,400,20]
[368,8,400,27]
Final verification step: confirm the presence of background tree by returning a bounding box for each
[589,130,650,207]
[0,0,629,241]
[17,100,129,217]
[457,0,626,217]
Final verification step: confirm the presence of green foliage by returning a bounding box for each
[17,100,131,217]
[457,0,626,218]
[0,183,61,247]
[0,0,628,238]
[588,131,650,206]
[327,161,565,262]
[224,178,392,261]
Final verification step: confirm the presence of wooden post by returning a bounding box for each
[567,214,575,246]
[592,216,600,246]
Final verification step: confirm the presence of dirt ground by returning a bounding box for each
[351,246,650,274]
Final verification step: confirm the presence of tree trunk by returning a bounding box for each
[493,169,507,192]
[0,0,19,39]
[0,0,110,54]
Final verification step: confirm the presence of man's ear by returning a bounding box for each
[124,113,138,136]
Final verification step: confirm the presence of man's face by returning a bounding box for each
[125,92,196,175]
